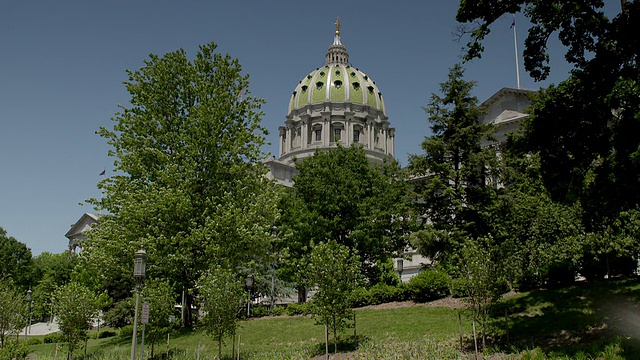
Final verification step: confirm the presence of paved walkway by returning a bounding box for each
[22,321,60,336]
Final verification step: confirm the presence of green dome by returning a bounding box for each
[288,64,386,116]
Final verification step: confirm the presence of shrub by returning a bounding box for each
[25,337,42,345]
[249,305,268,318]
[97,330,117,339]
[369,283,402,305]
[43,331,65,344]
[268,305,286,316]
[118,325,133,338]
[0,340,29,360]
[284,302,311,316]
[449,277,469,298]
[405,269,450,302]
[350,287,373,308]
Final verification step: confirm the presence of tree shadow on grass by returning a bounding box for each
[310,335,370,358]
[487,278,640,358]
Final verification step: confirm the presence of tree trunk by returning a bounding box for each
[218,338,222,360]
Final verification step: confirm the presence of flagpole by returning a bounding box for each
[512,14,521,89]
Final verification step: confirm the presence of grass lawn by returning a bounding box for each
[24,278,640,359]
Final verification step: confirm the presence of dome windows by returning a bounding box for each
[350,72,356,77]
[334,80,342,89]
[301,85,308,93]
[335,69,341,76]
[316,82,324,89]
[367,85,374,94]
[352,82,360,90]
[319,71,325,77]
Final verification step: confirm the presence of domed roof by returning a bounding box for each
[288,64,386,116]
[287,26,386,117]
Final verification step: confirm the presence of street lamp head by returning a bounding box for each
[396,258,404,275]
[271,225,278,236]
[26,289,32,302]
[133,249,147,280]
[245,274,254,289]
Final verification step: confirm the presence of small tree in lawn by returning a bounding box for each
[141,279,176,359]
[0,280,26,349]
[198,266,245,359]
[53,282,98,360]
[459,237,503,349]
[306,241,362,354]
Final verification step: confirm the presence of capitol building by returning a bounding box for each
[68,21,533,283]
[264,20,533,281]
[265,20,396,187]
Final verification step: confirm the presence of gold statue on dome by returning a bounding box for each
[335,16,341,36]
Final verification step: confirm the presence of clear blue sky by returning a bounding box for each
[0,1,591,255]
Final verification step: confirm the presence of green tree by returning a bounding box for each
[485,152,585,289]
[281,145,410,287]
[457,1,640,227]
[141,279,176,358]
[53,282,98,360]
[30,252,77,321]
[459,239,501,349]
[80,42,279,326]
[0,281,27,349]
[0,227,32,290]
[408,64,498,266]
[305,241,362,354]
[198,266,245,359]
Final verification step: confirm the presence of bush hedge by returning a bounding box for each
[43,332,65,344]
[405,269,450,303]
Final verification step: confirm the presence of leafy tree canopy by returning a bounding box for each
[409,64,499,265]
[281,145,410,285]
[458,1,640,219]
[0,227,32,290]
[80,42,279,326]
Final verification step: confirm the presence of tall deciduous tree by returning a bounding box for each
[281,145,410,287]
[198,266,245,359]
[305,241,362,354]
[81,42,279,326]
[53,282,98,360]
[408,65,499,265]
[457,1,640,226]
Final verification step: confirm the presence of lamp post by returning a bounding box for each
[24,288,32,340]
[269,226,278,310]
[396,259,404,283]
[131,249,147,360]
[245,274,254,317]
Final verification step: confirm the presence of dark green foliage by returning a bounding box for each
[368,283,405,304]
[283,302,312,316]
[97,330,117,339]
[405,269,451,303]
[43,332,66,344]
[0,340,29,360]
[409,64,499,266]
[281,145,410,285]
[0,227,32,290]
[25,337,42,345]
[101,299,132,329]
